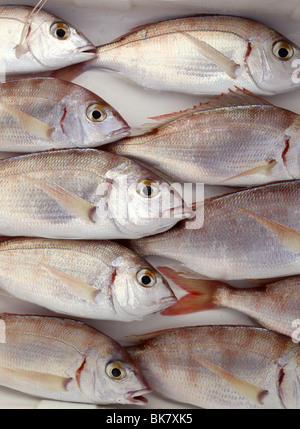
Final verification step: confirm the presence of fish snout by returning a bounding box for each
[125,387,152,405]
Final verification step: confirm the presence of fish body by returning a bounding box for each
[0,6,96,74]
[106,92,300,187]
[128,326,300,409]
[0,314,151,405]
[0,238,176,321]
[131,181,300,280]
[0,77,129,152]
[0,149,192,240]
[162,274,300,339]
[89,15,300,95]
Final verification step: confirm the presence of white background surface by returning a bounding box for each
[0,0,299,409]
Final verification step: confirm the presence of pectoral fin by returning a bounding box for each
[218,160,277,184]
[0,102,55,140]
[27,177,97,223]
[0,366,72,392]
[41,264,98,303]
[180,31,239,79]
[194,356,268,405]
[240,209,300,253]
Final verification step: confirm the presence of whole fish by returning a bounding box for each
[0,238,176,321]
[0,5,96,74]
[0,77,129,152]
[161,274,300,339]
[131,181,300,280]
[68,15,300,95]
[128,326,300,409]
[0,149,192,240]
[106,90,300,187]
[0,314,151,405]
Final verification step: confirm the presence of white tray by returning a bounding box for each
[0,0,299,409]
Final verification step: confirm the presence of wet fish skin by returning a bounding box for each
[128,326,300,409]
[88,15,300,95]
[0,238,176,321]
[0,77,130,152]
[130,181,300,280]
[0,6,96,74]
[0,149,192,240]
[0,314,151,405]
[106,93,300,186]
[161,273,300,339]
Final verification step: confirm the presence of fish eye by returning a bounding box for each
[272,40,294,61]
[136,179,159,198]
[106,361,127,380]
[51,22,71,40]
[137,269,156,288]
[86,104,107,122]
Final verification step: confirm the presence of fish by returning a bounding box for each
[0,149,193,240]
[130,180,300,280]
[0,238,176,321]
[0,313,151,405]
[61,15,300,95]
[0,4,96,75]
[0,77,130,152]
[161,273,300,339]
[127,325,300,409]
[106,89,300,187]
[0,77,129,151]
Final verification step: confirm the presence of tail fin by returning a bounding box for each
[158,267,229,316]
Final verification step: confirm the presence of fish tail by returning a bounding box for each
[158,267,228,316]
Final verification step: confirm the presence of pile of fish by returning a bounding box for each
[0,1,299,409]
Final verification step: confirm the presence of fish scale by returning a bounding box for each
[85,15,300,95]
[131,181,300,280]
[0,78,130,152]
[106,92,300,186]
[128,326,300,409]
[0,6,96,74]
[0,314,151,405]
[0,237,175,320]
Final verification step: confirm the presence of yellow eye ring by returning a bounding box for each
[106,361,127,380]
[137,269,156,288]
[50,22,70,40]
[86,104,107,122]
[136,179,159,199]
[272,40,294,61]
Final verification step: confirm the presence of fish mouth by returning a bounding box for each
[75,45,97,58]
[162,203,195,220]
[108,126,131,140]
[125,388,152,405]
[160,296,177,307]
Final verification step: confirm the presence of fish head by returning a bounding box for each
[55,86,130,146]
[246,30,300,94]
[110,254,177,320]
[26,12,96,69]
[93,344,152,405]
[104,160,194,238]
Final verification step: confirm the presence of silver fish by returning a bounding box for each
[72,15,300,95]
[0,238,176,321]
[161,274,300,339]
[0,314,151,405]
[131,181,300,280]
[0,149,193,240]
[0,77,129,152]
[0,5,95,74]
[128,326,300,409]
[106,90,300,187]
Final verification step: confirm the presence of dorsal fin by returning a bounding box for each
[138,87,273,134]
